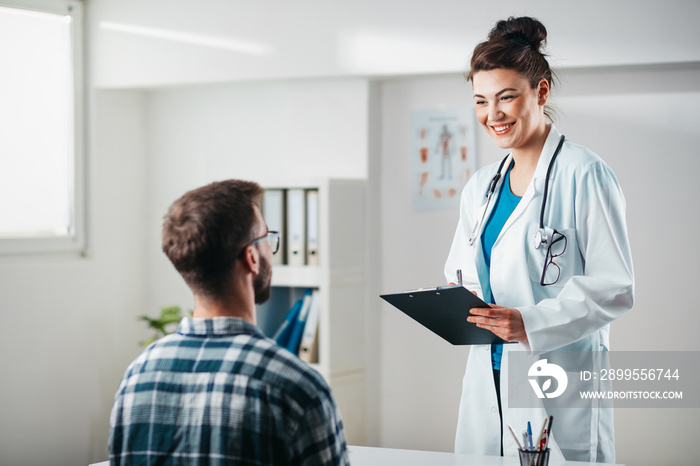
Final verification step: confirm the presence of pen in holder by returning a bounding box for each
[518,448,550,466]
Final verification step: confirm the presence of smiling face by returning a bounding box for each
[472,68,549,157]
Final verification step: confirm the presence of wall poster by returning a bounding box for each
[411,107,477,210]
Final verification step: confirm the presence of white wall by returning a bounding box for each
[376,65,700,464]
[0,89,149,466]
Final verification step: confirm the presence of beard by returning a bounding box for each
[253,254,272,304]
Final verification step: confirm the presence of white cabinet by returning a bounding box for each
[256,178,367,444]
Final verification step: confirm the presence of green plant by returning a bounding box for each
[138,306,192,346]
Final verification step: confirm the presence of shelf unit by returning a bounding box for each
[255,178,367,444]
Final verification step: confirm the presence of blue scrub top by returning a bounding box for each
[481,162,521,370]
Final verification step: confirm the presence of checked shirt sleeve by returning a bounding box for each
[292,389,350,466]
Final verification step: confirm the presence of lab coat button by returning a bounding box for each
[491,407,498,415]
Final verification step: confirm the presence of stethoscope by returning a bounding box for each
[468,135,566,250]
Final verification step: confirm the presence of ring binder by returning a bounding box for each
[286,189,306,266]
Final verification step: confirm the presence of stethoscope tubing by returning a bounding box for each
[467,135,566,248]
[538,135,566,231]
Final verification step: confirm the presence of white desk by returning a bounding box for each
[347,446,623,465]
[91,445,623,465]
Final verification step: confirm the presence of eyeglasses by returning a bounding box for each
[540,229,567,286]
[238,231,280,257]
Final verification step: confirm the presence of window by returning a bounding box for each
[0,0,84,256]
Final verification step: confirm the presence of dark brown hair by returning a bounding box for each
[467,16,555,91]
[161,179,263,299]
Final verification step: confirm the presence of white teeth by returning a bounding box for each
[494,123,513,132]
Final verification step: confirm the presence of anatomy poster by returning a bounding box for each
[411,108,477,210]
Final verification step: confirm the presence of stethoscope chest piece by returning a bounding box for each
[534,228,546,250]
[534,227,553,250]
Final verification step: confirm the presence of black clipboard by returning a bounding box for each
[380,285,511,345]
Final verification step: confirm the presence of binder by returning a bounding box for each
[286,289,314,354]
[299,289,320,363]
[380,285,513,345]
[286,189,306,266]
[263,189,286,265]
[306,189,320,266]
[273,298,303,348]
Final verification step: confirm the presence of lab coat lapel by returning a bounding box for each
[471,153,512,245]
[473,154,512,302]
[474,236,492,302]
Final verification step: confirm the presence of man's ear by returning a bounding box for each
[243,245,260,275]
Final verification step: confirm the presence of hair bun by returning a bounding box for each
[489,16,547,51]
[467,16,555,92]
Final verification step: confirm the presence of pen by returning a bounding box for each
[544,416,554,449]
[538,428,547,451]
[507,424,523,450]
[536,417,548,450]
[456,269,463,286]
[534,419,547,466]
[526,423,535,466]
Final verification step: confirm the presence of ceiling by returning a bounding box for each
[88,0,700,88]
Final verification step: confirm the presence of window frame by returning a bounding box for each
[0,0,86,257]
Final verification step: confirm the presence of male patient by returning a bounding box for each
[109,180,350,465]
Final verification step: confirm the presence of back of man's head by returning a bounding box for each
[161,179,263,300]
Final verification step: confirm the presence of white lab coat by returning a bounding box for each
[444,126,634,463]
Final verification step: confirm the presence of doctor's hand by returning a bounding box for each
[468,305,528,344]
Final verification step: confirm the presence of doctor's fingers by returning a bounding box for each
[487,325,527,342]
[466,307,498,325]
[468,306,497,317]
[473,319,527,342]
[468,304,512,320]
[469,307,527,342]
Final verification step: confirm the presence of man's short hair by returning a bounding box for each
[161,179,263,299]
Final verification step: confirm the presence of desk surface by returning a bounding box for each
[347,446,623,466]
[91,445,623,465]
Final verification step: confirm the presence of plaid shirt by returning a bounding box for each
[109,317,350,466]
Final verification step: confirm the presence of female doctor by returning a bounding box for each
[444,17,634,463]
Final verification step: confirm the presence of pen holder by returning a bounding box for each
[518,448,550,466]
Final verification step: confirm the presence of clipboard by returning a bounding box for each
[380,285,511,345]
